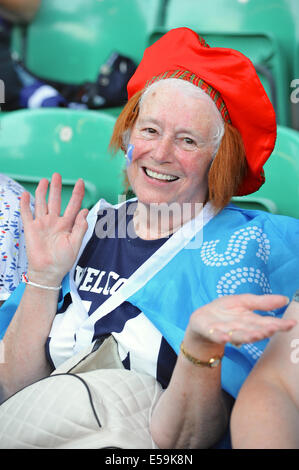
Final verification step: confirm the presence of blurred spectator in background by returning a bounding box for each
[0,0,136,111]
[0,0,41,110]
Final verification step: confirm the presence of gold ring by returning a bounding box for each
[208,328,214,335]
[228,330,234,337]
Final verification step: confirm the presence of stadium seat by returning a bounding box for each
[154,0,299,127]
[0,108,125,212]
[232,125,299,219]
[20,0,164,85]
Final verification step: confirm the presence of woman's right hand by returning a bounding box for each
[20,173,89,287]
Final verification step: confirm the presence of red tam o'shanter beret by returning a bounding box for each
[127,27,277,196]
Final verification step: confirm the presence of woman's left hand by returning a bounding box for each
[185,294,296,350]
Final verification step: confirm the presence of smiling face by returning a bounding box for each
[126,79,223,207]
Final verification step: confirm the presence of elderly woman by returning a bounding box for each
[0,28,298,449]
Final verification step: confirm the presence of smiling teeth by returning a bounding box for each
[145,168,178,181]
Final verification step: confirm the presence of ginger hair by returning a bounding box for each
[110,90,142,153]
[208,122,248,209]
[109,91,248,210]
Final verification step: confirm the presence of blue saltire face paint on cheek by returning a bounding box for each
[125,144,134,167]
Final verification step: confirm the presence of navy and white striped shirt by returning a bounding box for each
[47,202,177,388]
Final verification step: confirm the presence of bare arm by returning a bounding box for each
[150,294,296,449]
[0,0,40,23]
[0,174,88,403]
[151,329,232,449]
[0,284,59,400]
[231,293,299,449]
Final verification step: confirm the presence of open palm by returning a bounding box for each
[20,173,88,286]
[188,294,296,347]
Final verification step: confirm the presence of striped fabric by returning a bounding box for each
[145,69,232,123]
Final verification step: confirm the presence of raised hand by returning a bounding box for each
[20,173,89,286]
[186,294,296,350]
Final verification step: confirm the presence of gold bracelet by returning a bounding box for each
[180,341,223,368]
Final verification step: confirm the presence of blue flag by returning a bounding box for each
[1,203,298,399]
